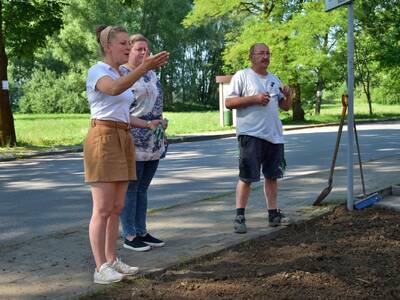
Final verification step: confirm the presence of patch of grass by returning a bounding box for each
[282,102,400,125]
[163,111,232,135]
[14,113,90,147]
[1,101,399,154]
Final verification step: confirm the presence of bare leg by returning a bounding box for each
[264,178,278,210]
[89,181,128,270]
[236,179,252,209]
[105,181,128,262]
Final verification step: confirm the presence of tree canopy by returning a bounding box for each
[184,0,399,120]
[1,0,65,146]
[2,0,399,146]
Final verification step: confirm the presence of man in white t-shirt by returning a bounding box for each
[225,43,292,233]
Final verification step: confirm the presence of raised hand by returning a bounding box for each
[142,51,169,71]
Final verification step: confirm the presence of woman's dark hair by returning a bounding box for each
[95,25,128,56]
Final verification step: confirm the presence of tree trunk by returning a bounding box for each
[355,39,373,116]
[160,68,173,109]
[0,2,17,147]
[291,82,304,121]
[367,88,373,115]
[315,75,324,115]
[365,69,373,115]
[315,94,321,115]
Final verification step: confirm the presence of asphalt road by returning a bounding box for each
[1,121,399,245]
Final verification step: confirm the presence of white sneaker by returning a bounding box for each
[93,262,124,284]
[111,257,139,275]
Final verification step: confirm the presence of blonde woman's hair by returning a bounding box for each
[95,25,128,56]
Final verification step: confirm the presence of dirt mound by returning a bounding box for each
[82,206,400,299]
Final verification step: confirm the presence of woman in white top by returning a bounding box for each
[84,25,168,284]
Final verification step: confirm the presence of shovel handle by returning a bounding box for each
[341,94,348,107]
[341,94,348,116]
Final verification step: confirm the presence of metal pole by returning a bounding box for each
[347,2,354,211]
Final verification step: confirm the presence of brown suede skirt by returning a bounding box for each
[83,119,136,183]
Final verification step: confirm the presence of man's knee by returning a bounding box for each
[239,178,253,185]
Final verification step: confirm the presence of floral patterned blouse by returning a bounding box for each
[120,65,165,161]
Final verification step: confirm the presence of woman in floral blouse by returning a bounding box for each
[119,34,167,252]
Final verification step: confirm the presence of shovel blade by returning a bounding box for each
[313,185,332,206]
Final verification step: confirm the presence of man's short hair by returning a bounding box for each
[249,43,268,56]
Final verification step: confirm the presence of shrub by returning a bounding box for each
[18,69,88,113]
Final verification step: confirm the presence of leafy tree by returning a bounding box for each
[184,0,347,120]
[10,0,142,115]
[357,0,400,69]
[139,0,225,109]
[11,0,225,113]
[372,68,400,105]
[0,0,64,146]
[278,2,346,116]
[354,31,378,115]
[352,0,400,113]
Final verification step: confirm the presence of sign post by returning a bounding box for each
[325,0,354,211]
[346,1,355,211]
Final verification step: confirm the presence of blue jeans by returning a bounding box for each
[120,160,159,237]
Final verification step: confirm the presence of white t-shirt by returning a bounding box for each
[86,62,133,123]
[226,67,285,144]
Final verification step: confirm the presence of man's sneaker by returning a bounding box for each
[123,237,151,252]
[111,257,139,275]
[268,210,290,227]
[139,233,165,247]
[234,215,247,233]
[94,262,124,284]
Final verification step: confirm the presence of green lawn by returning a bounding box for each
[12,112,229,148]
[14,114,91,147]
[1,102,399,155]
[292,102,400,124]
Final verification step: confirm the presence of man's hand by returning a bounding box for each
[254,92,270,106]
[278,85,292,111]
[280,85,291,100]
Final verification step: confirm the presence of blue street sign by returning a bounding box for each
[325,0,352,12]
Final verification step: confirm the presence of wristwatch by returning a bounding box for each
[146,120,152,129]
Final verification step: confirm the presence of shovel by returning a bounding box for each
[313,94,348,205]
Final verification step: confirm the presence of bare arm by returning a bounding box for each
[225,93,270,109]
[96,51,169,96]
[130,117,161,130]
